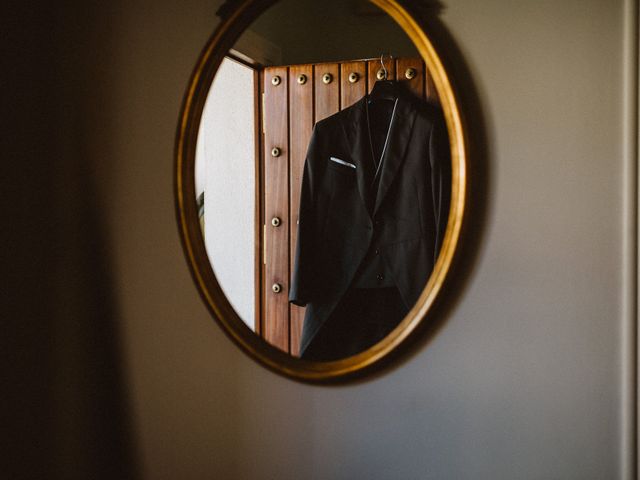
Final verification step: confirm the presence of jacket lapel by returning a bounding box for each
[342,97,375,215]
[372,95,417,215]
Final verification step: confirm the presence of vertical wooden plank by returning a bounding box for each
[367,58,396,93]
[396,57,425,99]
[425,62,440,104]
[288,64,313,356]
[263,66,289,352]
[314,63,340,122]
[340,61,367,108]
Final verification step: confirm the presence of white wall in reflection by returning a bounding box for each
[196,57,256,329]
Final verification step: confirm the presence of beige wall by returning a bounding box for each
[5,0,635,478]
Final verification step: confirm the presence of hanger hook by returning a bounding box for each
[380,53,390,80]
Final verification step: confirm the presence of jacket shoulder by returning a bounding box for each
[411,100,447,140]
[411,97,444,125]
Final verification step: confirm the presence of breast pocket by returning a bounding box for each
[327,156,357,175]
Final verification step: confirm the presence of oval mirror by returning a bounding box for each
[176,0,467,381]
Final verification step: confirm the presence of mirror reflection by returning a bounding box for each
[195,0,450,361]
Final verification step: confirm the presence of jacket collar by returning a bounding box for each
[342,92,418,216]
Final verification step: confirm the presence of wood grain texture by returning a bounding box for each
[314,63,339,123]
[288,65,313,356]
[396,57,425,99]
[425,62,440,104]
[263,66,290,352]
[340,61,367,108]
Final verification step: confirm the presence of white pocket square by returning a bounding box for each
[329,156,356,169]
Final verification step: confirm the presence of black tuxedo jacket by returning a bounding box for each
[289,91,450,356]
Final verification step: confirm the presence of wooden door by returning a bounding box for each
[260,57,438,355]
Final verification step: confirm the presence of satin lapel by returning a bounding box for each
[372,96,417,215]
[342,97,374,215]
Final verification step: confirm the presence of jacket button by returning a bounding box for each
[374,249,380,256]
[376,273,384,281]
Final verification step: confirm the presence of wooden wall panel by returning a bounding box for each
[396,57,425,99]
[263,66,289,351]
[288,65,313,356]
[260,57,427,355]
[367,59,396,93]
[340,61,367,108]
[314,63,340,123]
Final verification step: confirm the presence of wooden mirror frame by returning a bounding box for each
[175,0,468,382]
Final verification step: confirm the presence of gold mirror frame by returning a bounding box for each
[175,0,467,382]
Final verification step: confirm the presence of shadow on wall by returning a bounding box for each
[386,3,492,371]
[3,3,138,479]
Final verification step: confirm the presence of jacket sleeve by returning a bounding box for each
[429,110,452,262]
[289,125,322,307]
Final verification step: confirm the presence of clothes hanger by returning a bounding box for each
[368,54,400,103]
